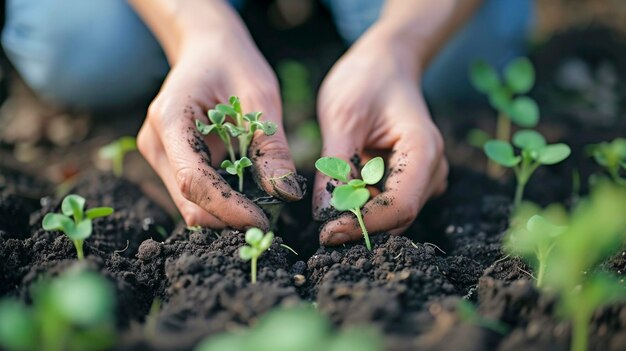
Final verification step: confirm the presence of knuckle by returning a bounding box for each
[136,127,150,157]
[396,199,419,227]
[176,167,196,200]
[252,136,291,160]
[180,208,199,226]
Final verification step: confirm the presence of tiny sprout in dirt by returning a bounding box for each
[315,156,384,251]
[587,138,626,185]
[484,130,570,207]
[221,157,252,194]
[42,194,114,260]
[98,136,137,177]
[195,96,277,192]
[239,228,274,284]
[456,299,509,335]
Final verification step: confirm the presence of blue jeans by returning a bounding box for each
[2,0,533,109]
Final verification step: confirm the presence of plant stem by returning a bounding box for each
[571,311,589,351]
[74,240,84,260]
[251,257,257,284]
[513,178,526,208]
[238,170,244,193]
[488,113,511,177]
[536,260,546,288]
[113,156,123,178]
[226,137,236,163]
[352,208,371,251]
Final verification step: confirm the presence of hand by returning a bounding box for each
[137,20,303,231]
[313,26,448,246]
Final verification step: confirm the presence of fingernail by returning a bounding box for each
[270,169,303,201]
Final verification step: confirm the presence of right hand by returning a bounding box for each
[137,19,303,231]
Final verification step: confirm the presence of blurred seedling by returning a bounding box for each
[196,96,277,192]
[456,300,509,335]
[98,136,137,177]
[484,130,570,207]
[42,194,114,260]
[315,156,384,251]
[0,269,115,351]
[586,138,626,185]
[239,228,274,284]
[505,203,568,288]
[470,57,538,176]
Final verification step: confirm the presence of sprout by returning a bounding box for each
[41,194,114,260]
[220,157,253,193]
[456,300,509,335]
[484,130,570,207]
[98,136,137,177]
[315,156,384,250]
[0,269,115,351]
[239,228,274,284]
[587,138,626,185]
[195,96,277,193]
[469,58,539,176]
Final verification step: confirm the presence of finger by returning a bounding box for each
[320,125,446,246]
[138,123,227,228]
[148,99,270,230]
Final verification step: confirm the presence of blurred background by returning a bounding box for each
[0,0,625,215]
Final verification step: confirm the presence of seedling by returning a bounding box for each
[470,58,539,176]
[239,228,274,284]
[587,138,626,185]
[196,96,277,192]
[505,203,568,288]
[0,269,115,351]
[98,136,137,177]
[484,130,570,207]
[315,156,384,251]
[221,157,252,193]
[456,300,509,334]
[42,194,114,260]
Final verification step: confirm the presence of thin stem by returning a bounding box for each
[352,208,371,251]
[251,257,257,284]
[74,240,84,260]
[237,169,244,193]
[536,260,546,288]
[226,136,236,163]
[571,311,589,351]
[514,178,526,208]
[488,113,511,177]
[113,155,123,178]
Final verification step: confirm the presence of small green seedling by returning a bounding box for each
[42,194,114,260]
[587,138,626,185]
[196,96,277,193]
[315,156,384,251]
[0,269,115,351]
[239,228,274,284]
[505,203,568,288]
[98,136,137,177]
[456,300,509,335]
[470,58,538,176]
[484,130,571,207]
[195,305,383,351]
[221,157,253,193]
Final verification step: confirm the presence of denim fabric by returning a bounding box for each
[2,0,533,109]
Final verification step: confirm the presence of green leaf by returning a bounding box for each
[361,156,384,185]
[238,157,252,169]
[243,112,262,122]
[513,130,546,151]
[221,160,235,175]
[49,272,114,325]
[259,232,274,251]
[469,60,501,94]
[260,121,277,136]
[86,207,114,220]
[504,57,535,94]
[348,179,366,188]
[196,333,247,351]
[239,246,254,261]
[527,215,567,238]
[537,144,571,165]
[196,120,217,135]
[67,220,92,240]
[0,300,36,351]
[229,96,241,113]
[488,87,512,112]
[245,228,264,245]
[484,140,521,167]
[216,104,237,116]
[208,110,226,125]
[315,157,351,183]
[223,123,244,137]
[98,143,119,160]
[508,97,539,127]
[466,128,491,148]
[331,185,370,211]
[117,136,137,152]
[42,213,74,232]
[62,194,86,219]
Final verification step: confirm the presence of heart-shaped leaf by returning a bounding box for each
[488,87,511,112]
[62,195,86,220]
[67,220,92,240]
[245,228,264,245]
[195,120,217,135]
[513,130,546,151]
[229,96,241,113]
[484,141,521,167]
[86,207,114,220]
[239,246,254,261]
[260,121,277,136]
[238,157,252,169]
[469,60,501,94]
[259,232,274,251]
[42,213,74,232]
[216,104,237,117]
[315,157,351,183]
[508,97,539,127]
[537,144,571,165]
[331,185,370,211]
[361,156,384,185]
[223,123,244,137]
[243,112,262,123]
[504,57,535,94]
[208,110,226,125]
